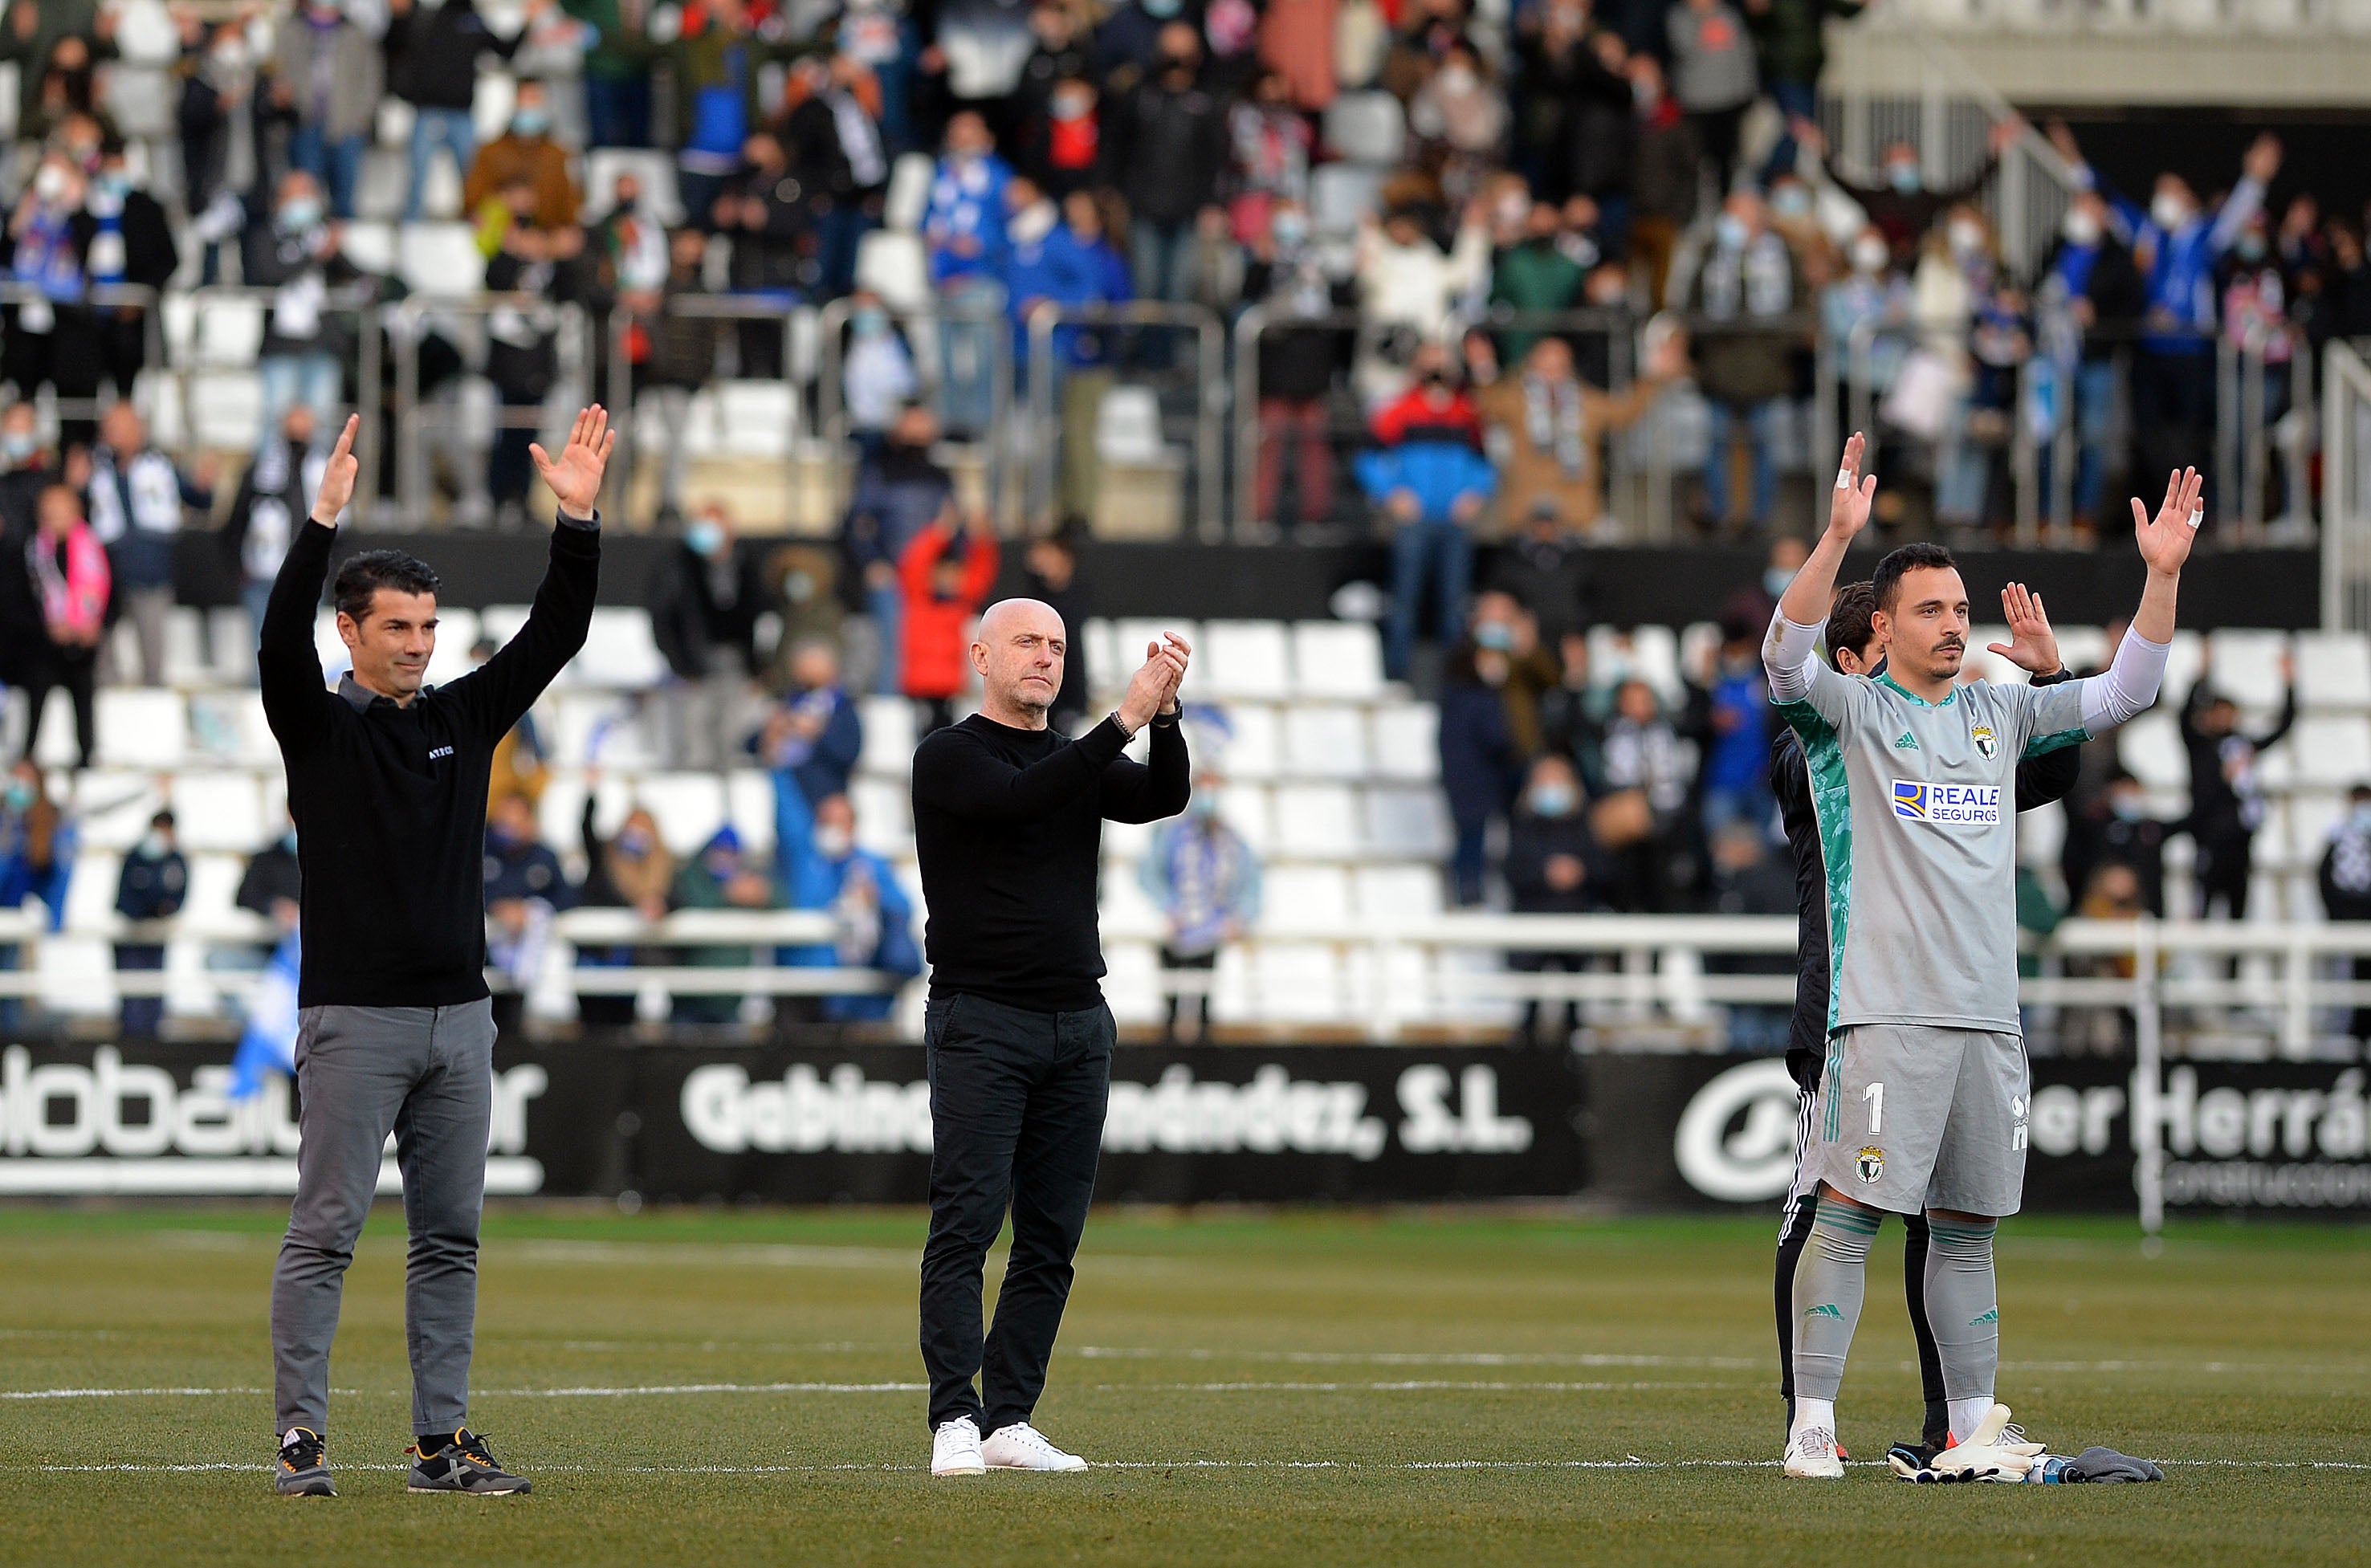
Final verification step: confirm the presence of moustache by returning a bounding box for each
[1937,637,1965,651]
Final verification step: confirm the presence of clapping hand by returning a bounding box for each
[1119,633,1192,731]
[1987,583,2062,676]
[531,405,616,519]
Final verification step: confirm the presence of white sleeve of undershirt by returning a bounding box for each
[1762,609,1825,705]
[2078,625,2173,734]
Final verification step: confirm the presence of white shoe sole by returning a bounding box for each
[983,1459,1087,1472]
[1783,1458,1845,1479]
[931,1460,986,1477]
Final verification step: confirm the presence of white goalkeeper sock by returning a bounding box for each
[1790,1396,1837,1444]
[1947,1396,1994,1445]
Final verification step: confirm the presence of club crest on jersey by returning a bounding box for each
[1891,779,2002,826]
[1972,724,1999,760]
[1855,1146,1884,1184]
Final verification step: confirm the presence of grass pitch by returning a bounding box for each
[1,1204,2365,1567]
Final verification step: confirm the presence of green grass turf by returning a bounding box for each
[1,1204,2366,1566]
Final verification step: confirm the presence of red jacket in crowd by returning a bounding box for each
[897,520,1001,700]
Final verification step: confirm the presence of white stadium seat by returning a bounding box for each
[2290,715,2371,789]
[1204,703,1280,780]
[1291,621,1386,700]
[96,690,189,769]
[1114,619,1200,675]
[717,380,799,456]
[1367,786,1452,859]
[849,776,914,856]
[187,369,264,450]
[425,607,482,688]
[340,220,399,278]
[193,296,266,365]
[2164,630,2206,703]
[572,608,671,690]
[170,772,265,853]
[73,772,167,853]
[2206,629,2292,711]
[853,230,931,314]
[1079,619,1121,698]
[631,773,732,856]
[399,222,486,297]
[2296,631,2371,710]
[1200,620,1293,701]
[1368,704,1439,782]
[1281,704,1369,780]
[882,153,937,233]
[584,149,685,224]
[1353,862,1443,922]
[1251,943,1350,1023]
[1258,865,1352,936]
[1308,164,1387,237]
[1322,90,1408,165]
[858,695,919,778]
[1213,780,1275,853]
[2116,711,2188,792]
[1272,784,1362,858]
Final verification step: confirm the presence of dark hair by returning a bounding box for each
[333,549,441,621]
[1823,581,1877,670]
[1872,541,1958,613]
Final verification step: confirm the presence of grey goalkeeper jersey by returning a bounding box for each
[1774,663,2091,1037]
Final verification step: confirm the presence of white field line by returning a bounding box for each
[1074,1346,2371,1378]
[0,1379,1720,1402]
[18,1458,2371,1476]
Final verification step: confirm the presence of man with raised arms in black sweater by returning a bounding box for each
[915,600,1192,1477]
[261,406,613,1500]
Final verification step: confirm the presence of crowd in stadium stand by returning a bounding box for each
[0,0,2365,1037]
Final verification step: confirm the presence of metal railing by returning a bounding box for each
[813,290,1013,509]
[388,292,592,523]
[2323,340,2371,631]
[0,906,900,1008]
[1025,299,1225,540]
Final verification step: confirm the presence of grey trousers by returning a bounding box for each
[271,1000,496,1438]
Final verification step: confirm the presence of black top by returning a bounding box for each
[1771,664,2081,1088]
[259,516,598,1008]
[912,711,1190,1012]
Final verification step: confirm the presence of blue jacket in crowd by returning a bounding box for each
[773,767,922,1022]
[2096,171,2264,353]
[1355,440,1499,525]
[923,152,1015,285]
[1004,223,1134,367]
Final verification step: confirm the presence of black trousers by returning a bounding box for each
[1775,1190,1949,1448]
[919,991,1114,1436]
[22,651,96,769]
[1159,945,1217,1041]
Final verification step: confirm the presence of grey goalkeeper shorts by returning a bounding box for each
[1803,1024,2030,1217]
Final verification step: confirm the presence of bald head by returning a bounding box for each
[972,597,1069,728]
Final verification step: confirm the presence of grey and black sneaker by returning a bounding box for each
[407,1428,532,1494]
[275,1427,336,1497]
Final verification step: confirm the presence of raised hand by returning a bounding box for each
[531,405,616,519]
[1986,582,2062,676]
[2132,466,2205,577]
[1827,430,1878,543]
[310,413,361,526]
[1155,631,1192,707]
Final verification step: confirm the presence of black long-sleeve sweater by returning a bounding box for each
[259,517,598,1008]
[912,712,1191,1012]
[1771,664,2080,1087]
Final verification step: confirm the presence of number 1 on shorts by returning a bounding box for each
[1864,1081,1884,1136]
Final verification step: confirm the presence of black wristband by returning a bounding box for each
[1151,706,1183,728]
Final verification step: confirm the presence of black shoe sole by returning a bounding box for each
[275,1476,336,1497]
[408,1480,532,1494]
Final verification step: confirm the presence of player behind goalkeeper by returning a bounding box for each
[1770,577,2078,1473]
[1763,433,2199,1480]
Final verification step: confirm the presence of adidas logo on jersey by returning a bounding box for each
[1893,731,1919,750]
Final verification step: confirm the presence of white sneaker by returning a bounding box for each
[931,1417,985,1477]
[979,1422,1087,1472]
[1783,1426,1845,1479]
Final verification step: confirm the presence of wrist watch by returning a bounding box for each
[1151,706,1183,727]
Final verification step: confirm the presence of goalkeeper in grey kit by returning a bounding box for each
[1763,433,2199,1481]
